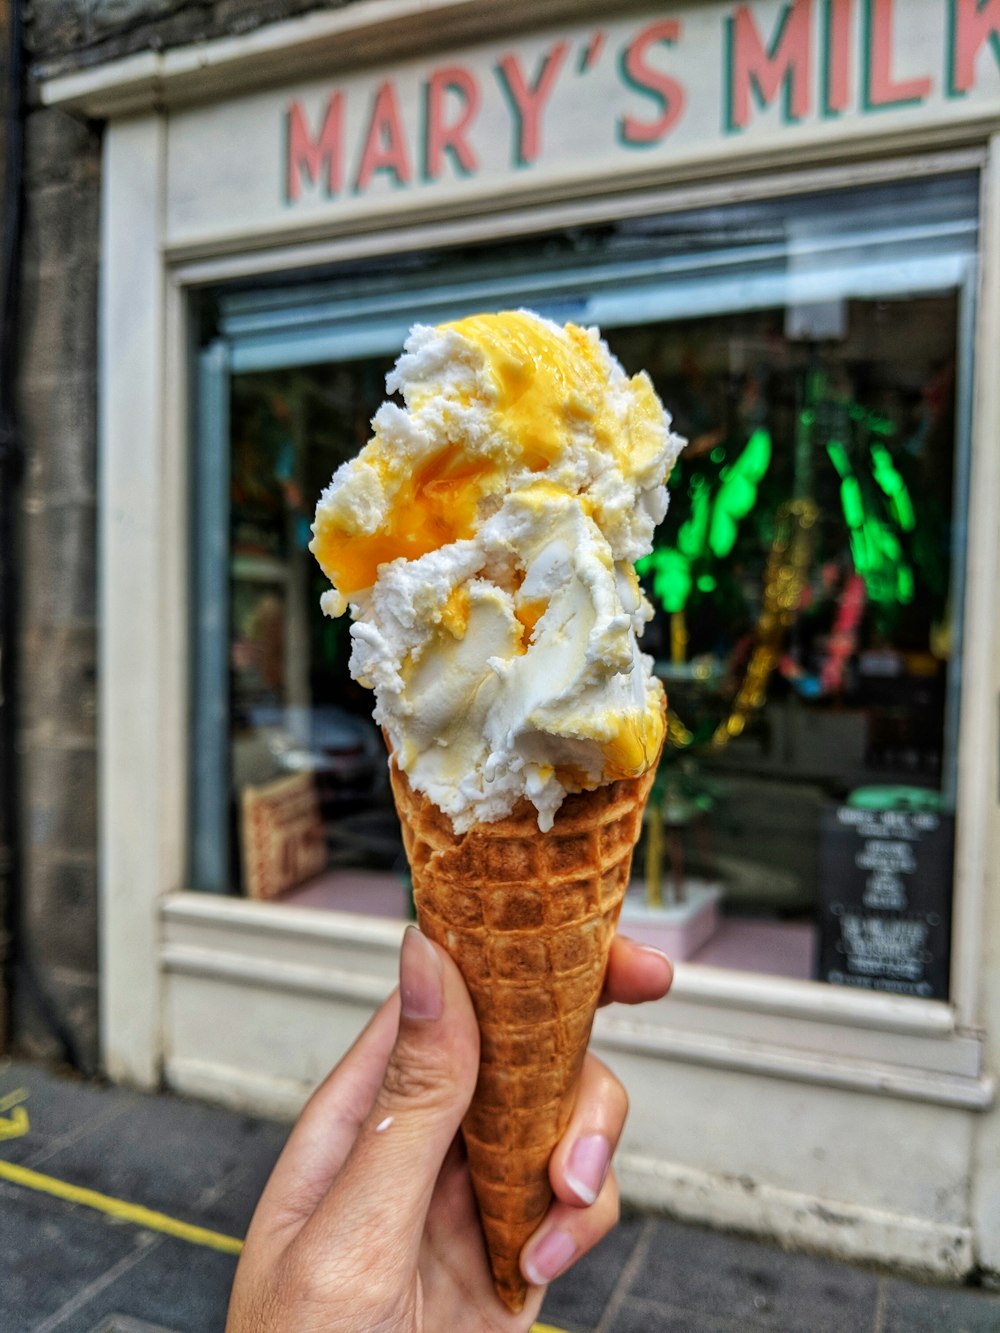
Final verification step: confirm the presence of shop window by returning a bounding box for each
[191,175,977,997]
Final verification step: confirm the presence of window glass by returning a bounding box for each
[193,176,976,995]
[228,358,405,909]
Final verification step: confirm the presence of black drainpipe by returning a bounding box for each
[1,0,25,1051]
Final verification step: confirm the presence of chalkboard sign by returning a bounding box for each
[817,805,954,999]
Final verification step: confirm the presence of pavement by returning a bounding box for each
[2,1059,1000,1333]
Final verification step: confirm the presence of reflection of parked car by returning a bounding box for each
[237,705,382,813]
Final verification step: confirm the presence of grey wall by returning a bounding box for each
[14,0,361,1069]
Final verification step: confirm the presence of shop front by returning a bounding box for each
[44,0,1000,1276]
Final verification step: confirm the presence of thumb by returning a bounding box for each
[304,926,480,1270]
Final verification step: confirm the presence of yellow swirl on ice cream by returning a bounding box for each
[310,310,684,831]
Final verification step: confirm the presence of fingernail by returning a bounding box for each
[637,943,671,964]
[400,926,443,1021]
[523,1228,577,1286]
[565,1133,611,1206]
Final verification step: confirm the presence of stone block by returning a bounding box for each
[11,962,99,1073]
[17,371,97,507]
[23,108,100,191]
[23,0,88,58]
[23,853,99,974]
[20,622,97,740]
[18,247,99,380]
[20,742,98,856]
[210,0,328,36]
[90,0,189,39]
[23,180,99,281]
[21,498,98,626]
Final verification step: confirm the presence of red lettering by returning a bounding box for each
[824,0,852,115]
[286,95,344,203]
[726,0,813,132]
[495,42,569,166]
[950,0,1000,95]
[618,21,686,147]
[424,65,480,180]
[864,0,932,108]
[354,81,413,193]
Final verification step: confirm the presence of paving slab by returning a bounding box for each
[882,1277,1000,1332]
[64,1234,238,1333]
[33,1093,288,1238]
[0,1178,155,1333]
[0,1059,141,1169]
[88,1320,178,1333]
[537,1211,650,1332]
[627,1215,881,1332]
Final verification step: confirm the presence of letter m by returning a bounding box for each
[725,0,813,132]
[286,94,344,203]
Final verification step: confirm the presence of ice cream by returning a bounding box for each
[310,311,684,831]
[310,309,683,1312]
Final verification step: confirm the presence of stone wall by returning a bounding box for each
[0,0,12,1053]
[14,0,363,1068]
[27,0,354,79]
[14,105,101,1068]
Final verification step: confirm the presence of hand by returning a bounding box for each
[227,928,672,1332]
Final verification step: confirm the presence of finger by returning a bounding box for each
[298,927,480,1272]
[600,934,673,1007]
[520,1168,621,1290]
[548,1051,628,1207]
[244,991,403,1246]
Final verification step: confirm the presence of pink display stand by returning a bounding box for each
[619,880,722,961]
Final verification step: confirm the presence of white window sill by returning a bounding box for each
[160,891,992,1110]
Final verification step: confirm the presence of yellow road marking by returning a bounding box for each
[0,1107,29,1141]
[0,1086,30,1141]
[0,1159,243,1255]
[0,1087,29,1114]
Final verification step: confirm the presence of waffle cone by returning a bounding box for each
[388,751,659,1312]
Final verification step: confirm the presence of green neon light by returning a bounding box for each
[642,428,773,616]
[841,476,865,529]
[637,547,692,614]
[826,439,850,479]
[708,428,772,558]
[677,482,711,559]
[893,491,915,532]
[870,443,915,532]
[709,508,739,559]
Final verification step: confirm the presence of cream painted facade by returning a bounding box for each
[42,0,1000,1278]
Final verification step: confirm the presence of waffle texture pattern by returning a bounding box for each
[389,757,658,1311]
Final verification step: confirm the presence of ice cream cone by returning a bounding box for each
[388,746,660,1312]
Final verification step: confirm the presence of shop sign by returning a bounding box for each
[166,0,1000,246]
[817,805,954,998]
[240,772,327,901]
